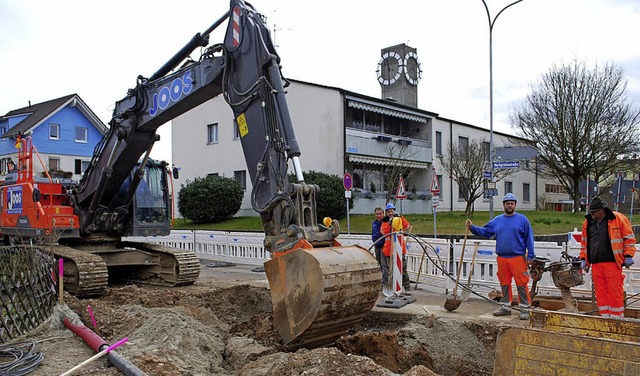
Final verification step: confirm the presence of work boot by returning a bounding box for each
[518,302,531,320]
[492,307,511,316]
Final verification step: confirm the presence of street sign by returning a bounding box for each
[430,170,439,194]
[493,161,519,169]
[396,177,407,199]
[483,170,492,180]
[484,188,498,198]
[343,172,353,191]
[432,196,440,207]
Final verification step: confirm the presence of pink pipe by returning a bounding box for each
[63,317,107,352]
[63,317,148,376]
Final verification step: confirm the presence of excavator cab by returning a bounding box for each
[111,160,172,237]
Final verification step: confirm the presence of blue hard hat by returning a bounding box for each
[503,193,517,202]
[384,203,396,211]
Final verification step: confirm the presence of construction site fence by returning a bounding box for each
[0,246,57,343]
[126,230,640,307]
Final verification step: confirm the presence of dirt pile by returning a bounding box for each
[21,279,500,376]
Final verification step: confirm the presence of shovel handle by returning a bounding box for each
[466,242,480,285]
[453,226,469,295]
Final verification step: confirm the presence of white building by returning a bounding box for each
[171,44,563,216]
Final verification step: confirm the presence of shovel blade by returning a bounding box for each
[444,296,462,311]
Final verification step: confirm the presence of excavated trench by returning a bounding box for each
[339,311,499,375]
[28,283,501,376]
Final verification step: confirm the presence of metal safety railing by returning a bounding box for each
[126,230,640,306]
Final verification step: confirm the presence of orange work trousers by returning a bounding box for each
[591,262,626,318]
[497,255,531,305]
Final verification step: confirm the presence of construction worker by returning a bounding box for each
[466,193,535,320]
[371,206,385,266]
[380,203,412,291]
[7,159,15,173]
[580,197,636,319]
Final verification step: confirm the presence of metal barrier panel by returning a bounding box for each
[125,230,640,302]
[194,231,229,258]
[406,237,450,291]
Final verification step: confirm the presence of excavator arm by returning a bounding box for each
[75,1,333,252]
[73,0,380,349]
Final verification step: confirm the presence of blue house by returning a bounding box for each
[0,94,107,179]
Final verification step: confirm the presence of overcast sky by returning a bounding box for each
[1,0,639,164]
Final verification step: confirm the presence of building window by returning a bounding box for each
[74,159,90,175]
[49,157,60,172]
[0,125,6,136]
[207,173,219,178]
[49,123,60,140]
[482,141,490,162]
[523,183,530,202]
[458,136,469,160]
[435,131,442,156]
[207,123,218,144]
[75,127,88,143]
[505,181,513,194]
[458,177,470,200]
[234,170,247,190]
[545,184,567,194]
[3,158,12,174]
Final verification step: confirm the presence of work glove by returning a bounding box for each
[581,259,589,273]
[623,256,635,268]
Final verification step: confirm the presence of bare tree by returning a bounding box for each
[383,144,419,202]
[439,139,514,216]
[511,60,640,209]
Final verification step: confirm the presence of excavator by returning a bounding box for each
[0,0,381,349]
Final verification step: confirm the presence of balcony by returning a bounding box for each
[346,128,432,165]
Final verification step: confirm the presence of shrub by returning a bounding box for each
[178,176,243,223]
[290,171,354,221]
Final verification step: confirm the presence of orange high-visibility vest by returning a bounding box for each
[580,210,636,267]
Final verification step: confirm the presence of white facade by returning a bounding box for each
[432,117,538,212]
[172,81,345,216]
[172,80,548,217]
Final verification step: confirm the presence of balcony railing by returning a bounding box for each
[346,128,432,163]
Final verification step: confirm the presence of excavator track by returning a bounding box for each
[116,241,201,286]
[53,245,109,298]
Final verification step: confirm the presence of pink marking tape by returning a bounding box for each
[87,305,98,331]
[106,337,128,353]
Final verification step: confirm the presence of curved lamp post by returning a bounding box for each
[481,0,524,219]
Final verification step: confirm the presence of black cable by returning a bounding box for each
[0,341,44,376]
[369,232,506,308]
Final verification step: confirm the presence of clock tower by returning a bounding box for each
[376,43,421,108]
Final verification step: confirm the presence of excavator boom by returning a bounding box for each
[1,0,381,348]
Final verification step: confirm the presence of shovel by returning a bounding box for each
[444,226,469,312]
[461,241,479,301]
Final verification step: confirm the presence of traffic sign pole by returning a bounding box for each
[343,172,353,235]
[431,167,440,238]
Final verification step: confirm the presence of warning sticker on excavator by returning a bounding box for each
[237,113,249,137]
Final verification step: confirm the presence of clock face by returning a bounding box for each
[377,51,403,86]
[404,51,422,85]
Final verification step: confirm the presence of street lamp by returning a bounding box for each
[481,0,524,219]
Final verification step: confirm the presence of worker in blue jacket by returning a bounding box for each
[466,193,535,320]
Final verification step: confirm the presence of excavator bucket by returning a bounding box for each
[264,245,381,350]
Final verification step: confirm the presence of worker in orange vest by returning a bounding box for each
[380,203,412,291]
[580,197,636,318]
